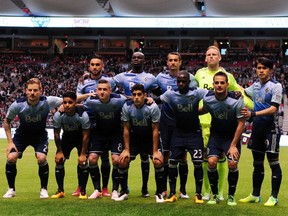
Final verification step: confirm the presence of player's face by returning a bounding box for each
[177,74,190,94]
[167,54,182,73]
[213,75,228,94]
[26,83,42,105]
[63,97,76,115]
[89,58,104,77]
[205,48,221,68]
[96,83,112,102]
[132,90,146,108]
[131,52,145,70]
[256,63,272,82]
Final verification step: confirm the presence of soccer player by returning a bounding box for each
[83,79,126,200]
[156,52,197,198]
[160,71,207,204]
[75,54,115,197]
[3,78,63,198]
[199,72,246,205]
[195,45,253,200]
[113,51,161,197]
[51,91,90,199]
[239,57,282,206]
[116,84,164,203]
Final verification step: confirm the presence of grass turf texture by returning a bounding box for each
[0,139,287,216]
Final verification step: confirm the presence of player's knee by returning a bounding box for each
[118,157,130,169]
[7,153,18,163]
[111,155,120,166]
[36,153,47,164]
[208,157,218,169]
[89,153,99,164]
[228,161,237,169]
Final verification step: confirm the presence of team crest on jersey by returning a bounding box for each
[265,87,270,93]
[144,111,150,119]
[190,96,195,101]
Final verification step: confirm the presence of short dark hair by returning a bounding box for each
[98,79,109,84]
[62,91,77,101]
[168,52,181,61]
[213,71,228,82]
[131,83,145,93]
[90,54,104,62]
[255,57,273,69]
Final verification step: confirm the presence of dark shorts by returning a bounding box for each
[207,133,241,162]
[60,133,83,159]
[12,131,49,159]
[159,122,174,152]
[89,133,123,155]
[248,130,281,154]
[170,129,204,162]
[129,136,162,160]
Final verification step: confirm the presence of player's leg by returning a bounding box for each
[78,162,89,199]
[239,151,264,203]
[207,156,220,205]
[179,153,189,199]
[37,152,49,199]
[201,124,211,200]
[3,150,18,198]
[88,152,102,199]
[264,152,282,206]
[140,153,150,197]
[101,150,111,197]
[114,155,130,201]
[217,155,227,200]
[153,151,165,203]
[227,157,240,206]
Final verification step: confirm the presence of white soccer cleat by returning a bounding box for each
[88,189,102,199]
[114,192,128,201]
[40,188,49,199]
[3,188,16,198]
[111,190,119,200]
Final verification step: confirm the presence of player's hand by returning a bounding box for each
[146,97,155,105]
[119,150,130,163]
[79,72,90,84]
[228,146,239,162]
[55,152,65,164]
[153,151,163,168]
[78,154,87,166]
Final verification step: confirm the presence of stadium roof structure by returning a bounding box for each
[1,0,288,18]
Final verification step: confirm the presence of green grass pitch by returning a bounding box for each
[0,139,287,216]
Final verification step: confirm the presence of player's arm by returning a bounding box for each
[54,127,65,163]
[152,122,163,165]
[79,129,89,165]
[241,103,278,119]
[228,117,246,161]
[119,121,131,162]
[3,117,17,155]
[198,106,208,115]
[76,92,97,103]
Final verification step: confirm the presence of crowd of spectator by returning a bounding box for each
[0,52,287,127]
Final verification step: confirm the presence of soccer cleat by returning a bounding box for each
[227,195,237,206]
[202,193,210,201]
[88,190,102,199]
[219,193,225,201]
[155,194,164,203]
[162,191,168,198]
[40,188,49,199]
[179,192,189,199]
[207,194,220,205]
[79,192,88,200]
[51,191,65,199]
[264,196,278,206]
[141,189,150,197]
[194,193,205,204]
[114,192,128,201]
[239,194,262,203]
[111,190,119,200]
[102,188,111,197]
[72,186,81,196]
[3,188,16,198]
[165,194,177,203]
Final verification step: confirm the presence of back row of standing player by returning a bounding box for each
[2,46,282,206]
